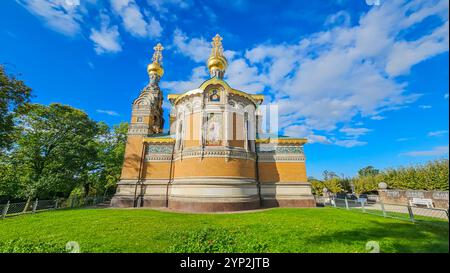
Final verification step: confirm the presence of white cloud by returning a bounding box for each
[370,115,386,120]
[418,105,432,109]
[161,66,208,93]
[110,0,162,38]
[428,130,448,137]
[325,10,351,27]
[401,145,449,157]
[147,0,191,14]
[17,0,82,36]
[385,21,449,76]
[396,137,410,142]
[167,0,448,146]
[96,109,120,116]
[89,14,122,54]
[339,127,372,137]
[335,139,368,148]
[172,29,211,62]
[225,58,265,94]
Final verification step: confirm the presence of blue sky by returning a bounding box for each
[0,0,448,178]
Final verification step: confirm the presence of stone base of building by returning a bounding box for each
[260,182,316,208]
[110,180,316,211]
[169,199,260,212]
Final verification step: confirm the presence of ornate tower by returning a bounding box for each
[119,44,165,182]
[128,43,165,136]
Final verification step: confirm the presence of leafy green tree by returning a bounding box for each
[358,166,380,177]
[308,177,325,195]
[352,175,381,194]
[0,153,21,202]
[84,122,128,196]
[323,177,344,194]
[11,103,99,203]
[322,170,339,181]
[0,65,32,149]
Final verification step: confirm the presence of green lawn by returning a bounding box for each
[0,207,448,253]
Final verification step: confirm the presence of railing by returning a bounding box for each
[315,196,449,223]
[0,196,112,219]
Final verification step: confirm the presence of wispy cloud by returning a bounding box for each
[16,0,82,36]
[96,109,120,116]
[172,0,448,144]
[428,130,449,137]
[445,93,449,99]
[396,137,411,142]
[401,146,449,157]
[370,115,386,120]
[334,139,368,148]
[89,14,122,54]
[418,105,432,109]
[339,127,372,138]
[110,0,162,38]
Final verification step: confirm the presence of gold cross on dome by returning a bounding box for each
[152,43,164,64]
[211,34,223,57]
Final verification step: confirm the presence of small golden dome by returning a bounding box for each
[147,62,164,77]
[148,43,164,78]
[207,34,227,77]
[207,55,227,72]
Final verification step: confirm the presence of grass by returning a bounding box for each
[0,207,448,253]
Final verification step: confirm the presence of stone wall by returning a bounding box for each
[379,189,449,209]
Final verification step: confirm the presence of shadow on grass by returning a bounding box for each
[304,219,449,253]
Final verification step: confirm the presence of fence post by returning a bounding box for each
[70,197,74,208]
[407,204,415,223]
[32,198,38,213]
[380,201,387,217]
[361,199,366,213]
[2,201,10,219]
[344,197,349,210]
[55,198,59,209]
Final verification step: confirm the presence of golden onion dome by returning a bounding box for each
[207,34,227,77]
[148,43,164,78]
[207,55,227,73]
[147,62,164,77]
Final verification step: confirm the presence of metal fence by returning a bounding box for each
[316,196,449,223]
[0,196,112,219]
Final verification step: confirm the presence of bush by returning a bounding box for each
[382,159,449,191]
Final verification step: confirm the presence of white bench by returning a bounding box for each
[409,198,434,208]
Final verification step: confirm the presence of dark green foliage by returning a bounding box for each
[0,65,32,149]
[0,102,128,201]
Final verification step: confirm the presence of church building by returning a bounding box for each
[111,35,315,212]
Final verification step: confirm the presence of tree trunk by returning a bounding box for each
[23,195,32,213]
[84,183,90,197]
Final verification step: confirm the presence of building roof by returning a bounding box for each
[167,77,264,106]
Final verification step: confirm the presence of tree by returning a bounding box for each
[84,122,128,196]
[308,177,325,195]
[323,177,344,194]
[358,166,380,177]
[0,65,32,149]
[322,170,339,181]
[11,103,99,202]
